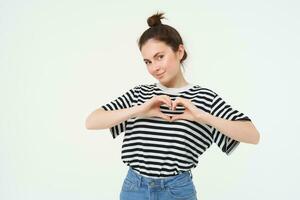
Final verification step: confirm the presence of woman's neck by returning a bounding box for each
[160,74,189,88]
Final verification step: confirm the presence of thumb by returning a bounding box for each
[170,114,182,122]
[158,112,171,122]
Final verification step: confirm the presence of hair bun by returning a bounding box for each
[147,11,166,27]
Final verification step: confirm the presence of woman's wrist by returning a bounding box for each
[195,111,214,125]
[129,105,144,118]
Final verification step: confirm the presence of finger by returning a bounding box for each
[161,95,173,108]
[172,97,191,110]
[172,97,184,110]
[171,112,189,121]
[156,97,171,108]
[170,114,182,122]
[158,112,171,121]
[156,95,171,109]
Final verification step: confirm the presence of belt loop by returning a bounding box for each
[160,179,165,190]
[138,173,142,187]
[189,170,193,179]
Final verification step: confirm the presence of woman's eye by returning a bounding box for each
[144,55,163,65]
[158,55,164,59]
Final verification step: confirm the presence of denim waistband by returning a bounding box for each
[125,167,193,189]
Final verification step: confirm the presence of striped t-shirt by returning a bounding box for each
[101,82,251,178]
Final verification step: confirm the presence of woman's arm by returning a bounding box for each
[86,94,175,130]
[85,106,142,130]
[198,113,260,144]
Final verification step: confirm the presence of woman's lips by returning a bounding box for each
[156,72,165,78]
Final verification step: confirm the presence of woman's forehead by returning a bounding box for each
[141,40,171,58]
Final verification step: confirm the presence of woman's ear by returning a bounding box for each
[177,44,185,60]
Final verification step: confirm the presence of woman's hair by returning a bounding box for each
[138,11,188,68]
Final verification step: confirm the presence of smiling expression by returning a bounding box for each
[141,39,184,83]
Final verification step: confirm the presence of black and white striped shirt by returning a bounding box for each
[101,82,251,178]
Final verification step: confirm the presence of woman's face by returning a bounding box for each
[140,39,184,84]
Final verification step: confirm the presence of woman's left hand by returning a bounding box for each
[169,97,209,123]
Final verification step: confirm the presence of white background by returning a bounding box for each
[1,0,299,199]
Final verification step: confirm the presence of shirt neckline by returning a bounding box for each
[155,82,195,94]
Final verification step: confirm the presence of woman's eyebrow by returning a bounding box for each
[143,51,164,61]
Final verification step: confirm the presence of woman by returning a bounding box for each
[86,11,260,200]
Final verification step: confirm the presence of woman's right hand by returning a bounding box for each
[137,95,173,121]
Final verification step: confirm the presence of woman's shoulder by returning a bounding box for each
[191,83,217,96]
[130,83,157,92]
[132,83,155,88]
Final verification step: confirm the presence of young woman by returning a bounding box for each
[86,12,260,200]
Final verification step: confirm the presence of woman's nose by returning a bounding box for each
[152,63,161,71]
[154,66,161,71]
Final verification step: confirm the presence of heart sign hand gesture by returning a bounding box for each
[138,95,173,121]
[169,97,208,123]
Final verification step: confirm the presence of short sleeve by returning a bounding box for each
[100,85,139,139]
[210,92,252,155]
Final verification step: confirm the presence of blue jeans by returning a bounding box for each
[120,167,198,200]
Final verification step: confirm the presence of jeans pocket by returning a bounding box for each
[166,178,197,199]
[121,178,138,192]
